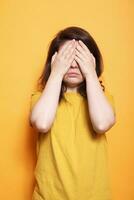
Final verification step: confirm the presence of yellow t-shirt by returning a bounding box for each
[30,90,115,200]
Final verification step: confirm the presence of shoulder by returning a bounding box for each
[31,90,42,96]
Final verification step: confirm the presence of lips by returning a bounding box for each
[68,72,79,76]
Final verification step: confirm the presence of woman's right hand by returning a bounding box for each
[50,39,76,78]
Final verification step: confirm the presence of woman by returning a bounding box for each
[29,26,116,200]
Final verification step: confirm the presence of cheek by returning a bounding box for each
[79,70,84,79]
[80,75,85,81]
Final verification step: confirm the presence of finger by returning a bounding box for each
[92,55,96,66]
[78,40,91,53]
[74,54,83,66]
[62,40,76,58]
[51,51,57,64]
[76,43,88,58]
[75,49,86,62]
[65,42,77,60]
[78,40,92,56]
[67,49,76,64]
[76,44,95,63]
[58,39,75,56]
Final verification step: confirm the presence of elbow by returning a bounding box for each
[35,121,50,133]
[93,116,116,134]
[35,120,50,133]
[30,116,50,133]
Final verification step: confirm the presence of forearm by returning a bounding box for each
[30,71,63,133]
[85,72,116,134]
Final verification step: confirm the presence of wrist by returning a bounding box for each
[50,71,63,82]
[85,70,97,80]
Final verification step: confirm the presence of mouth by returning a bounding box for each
[67,73,79,76]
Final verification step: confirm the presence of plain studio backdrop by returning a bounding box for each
[0,0,133,199]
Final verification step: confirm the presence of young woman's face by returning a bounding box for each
[59,40,85,89]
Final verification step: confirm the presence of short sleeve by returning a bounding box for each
[30,91,42,112]
[104,90,116,114]
[29,91,42,127]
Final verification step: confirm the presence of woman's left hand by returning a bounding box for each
[74,40,96,79]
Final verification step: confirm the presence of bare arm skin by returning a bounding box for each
[85,72,116,134]
[30,39,77,133]
[75,40,116,134]
[30,72,63,133]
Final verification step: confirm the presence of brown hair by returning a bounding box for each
[36,26,105,102]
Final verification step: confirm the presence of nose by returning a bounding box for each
[70,59,78,68]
